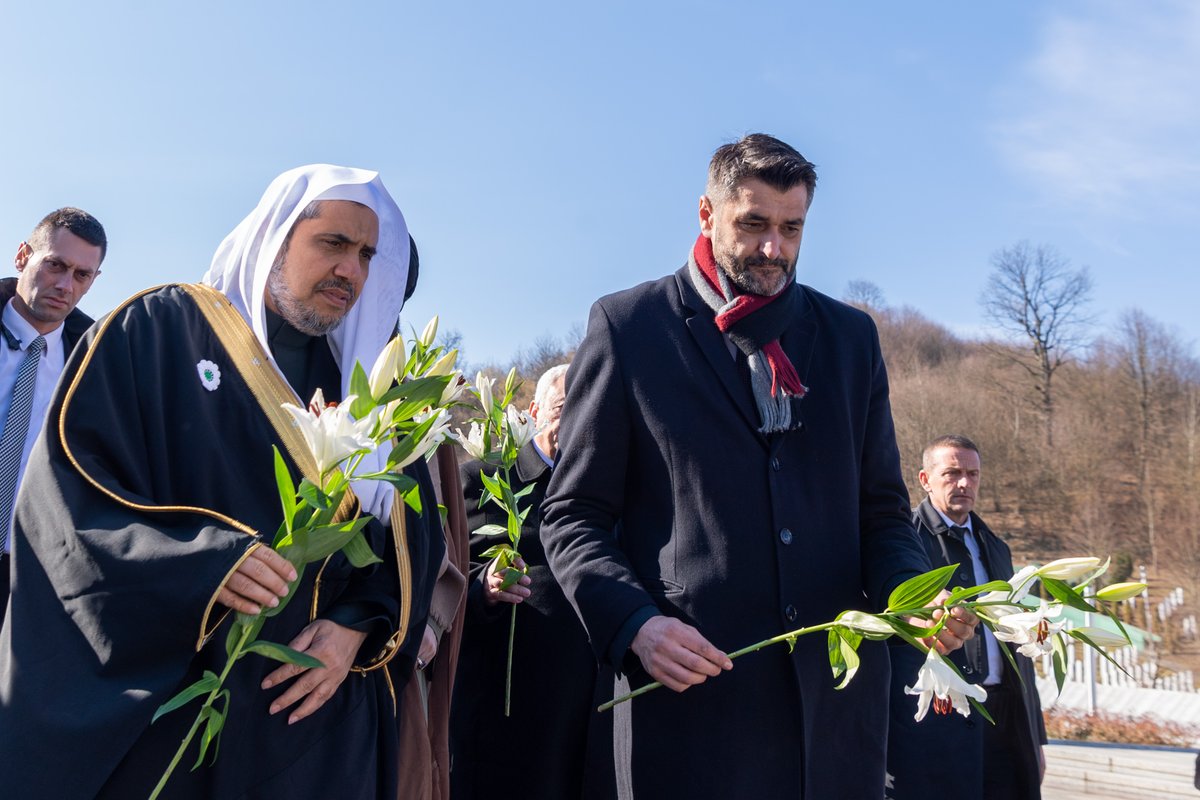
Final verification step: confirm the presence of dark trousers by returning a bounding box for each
[983,679,1042,800]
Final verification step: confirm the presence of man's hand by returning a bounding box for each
[261,619,367,725]
[217,546,297,615]
[911,588,978,655]
[482,556,532,606]
[630,616,732,692]
[417,624,438,670]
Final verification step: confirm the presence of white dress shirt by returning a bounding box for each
[934,506,1005,686]
[0,299,66,552]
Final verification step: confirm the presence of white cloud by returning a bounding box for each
[995,0,1200,214]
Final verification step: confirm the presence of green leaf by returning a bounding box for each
[341,530,383,568]
[298,480,332,511]
[385,413,441,471]
[152,671,220,723]
[947,580,1011,606]
[479,470,504,504]
[1067,630,1132,676]
[276,517,371,567]
[479,544,514,561]
[834,629,861,689]
[192,690,230,770]
[261,564,306,619]
[827,629,847,680]
[244,640,325,669]
[362,471,418,495]
[1051,635,1067,695]
[273,447,297,532]
[349,361,374,416]
[1041,576,1100,614]
[498,565,525,590]
[378,375,453,419]
[473,523,508,538]
[886,564,958,613]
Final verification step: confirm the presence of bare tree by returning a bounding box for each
[843,279,886,311]
[980,242,1093,449]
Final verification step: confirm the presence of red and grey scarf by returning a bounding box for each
[687,234,808,433]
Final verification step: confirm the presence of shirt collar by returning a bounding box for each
[933,505,972,535]
[3,298,64,354]
[532,439,554,469]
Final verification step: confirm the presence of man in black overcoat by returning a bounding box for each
[887,435,1046,799]
[451,363,604,799]
[541,133,975,798]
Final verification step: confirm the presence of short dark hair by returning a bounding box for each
[706,133,817,207]
[922,434,981,471]
[27,207,107,263]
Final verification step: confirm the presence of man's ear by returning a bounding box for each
[14,242,32,271]
[699,195,716,239]
[918,469,931,493]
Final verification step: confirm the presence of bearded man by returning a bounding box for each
[541,134,973,797]
[0,165,445,799]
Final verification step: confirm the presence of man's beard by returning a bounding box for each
[715,248,796,297]
[266,259,355,336]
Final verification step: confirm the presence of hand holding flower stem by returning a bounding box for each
[149,319,465,799]
[600,556,1145,717]
[456,367,538,716]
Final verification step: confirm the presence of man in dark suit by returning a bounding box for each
[451,363,605,800]
[887,434,1046,799]
[0,208,105,624]
[541,134,974,798]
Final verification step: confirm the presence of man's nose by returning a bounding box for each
[332,256,365,282]
[760,233,782,261]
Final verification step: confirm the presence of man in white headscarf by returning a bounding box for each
[0,165,445,799]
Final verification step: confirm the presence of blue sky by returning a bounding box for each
[2,1,1197,365]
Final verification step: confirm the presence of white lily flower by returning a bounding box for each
[419,316,439,348]
[426,349,458,377]
[905,648,987,721]
[476,372,496,417]
[283,391,379,477]
[455,422,488,461]
[1070,626,1129,648]
[976,565,1041,618]
[440,371,468,405]
[368,336,406,399]
[991,600,1065,658]
[505,405,537,450]
[392,408,453,470]
[1037,557,1102,582]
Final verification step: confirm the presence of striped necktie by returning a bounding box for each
[0,335,47,553]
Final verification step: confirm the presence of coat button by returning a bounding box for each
[771,457,782,471]
[785,604,797,622]
[963,665,973,674]
[779,528,793,545]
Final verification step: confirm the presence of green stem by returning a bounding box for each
[149,623,255,800]
[597,622,838,712]
[505,603,516,717]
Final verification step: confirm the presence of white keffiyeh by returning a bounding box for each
[202,164,410,521]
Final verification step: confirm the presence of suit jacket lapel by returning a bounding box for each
[674,269,764,437]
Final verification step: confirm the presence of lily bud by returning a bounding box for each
[419,316,439,348]
[1094,582,1148,602]
[369,336,406,399]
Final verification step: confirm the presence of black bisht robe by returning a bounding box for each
[0,284,439,799]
